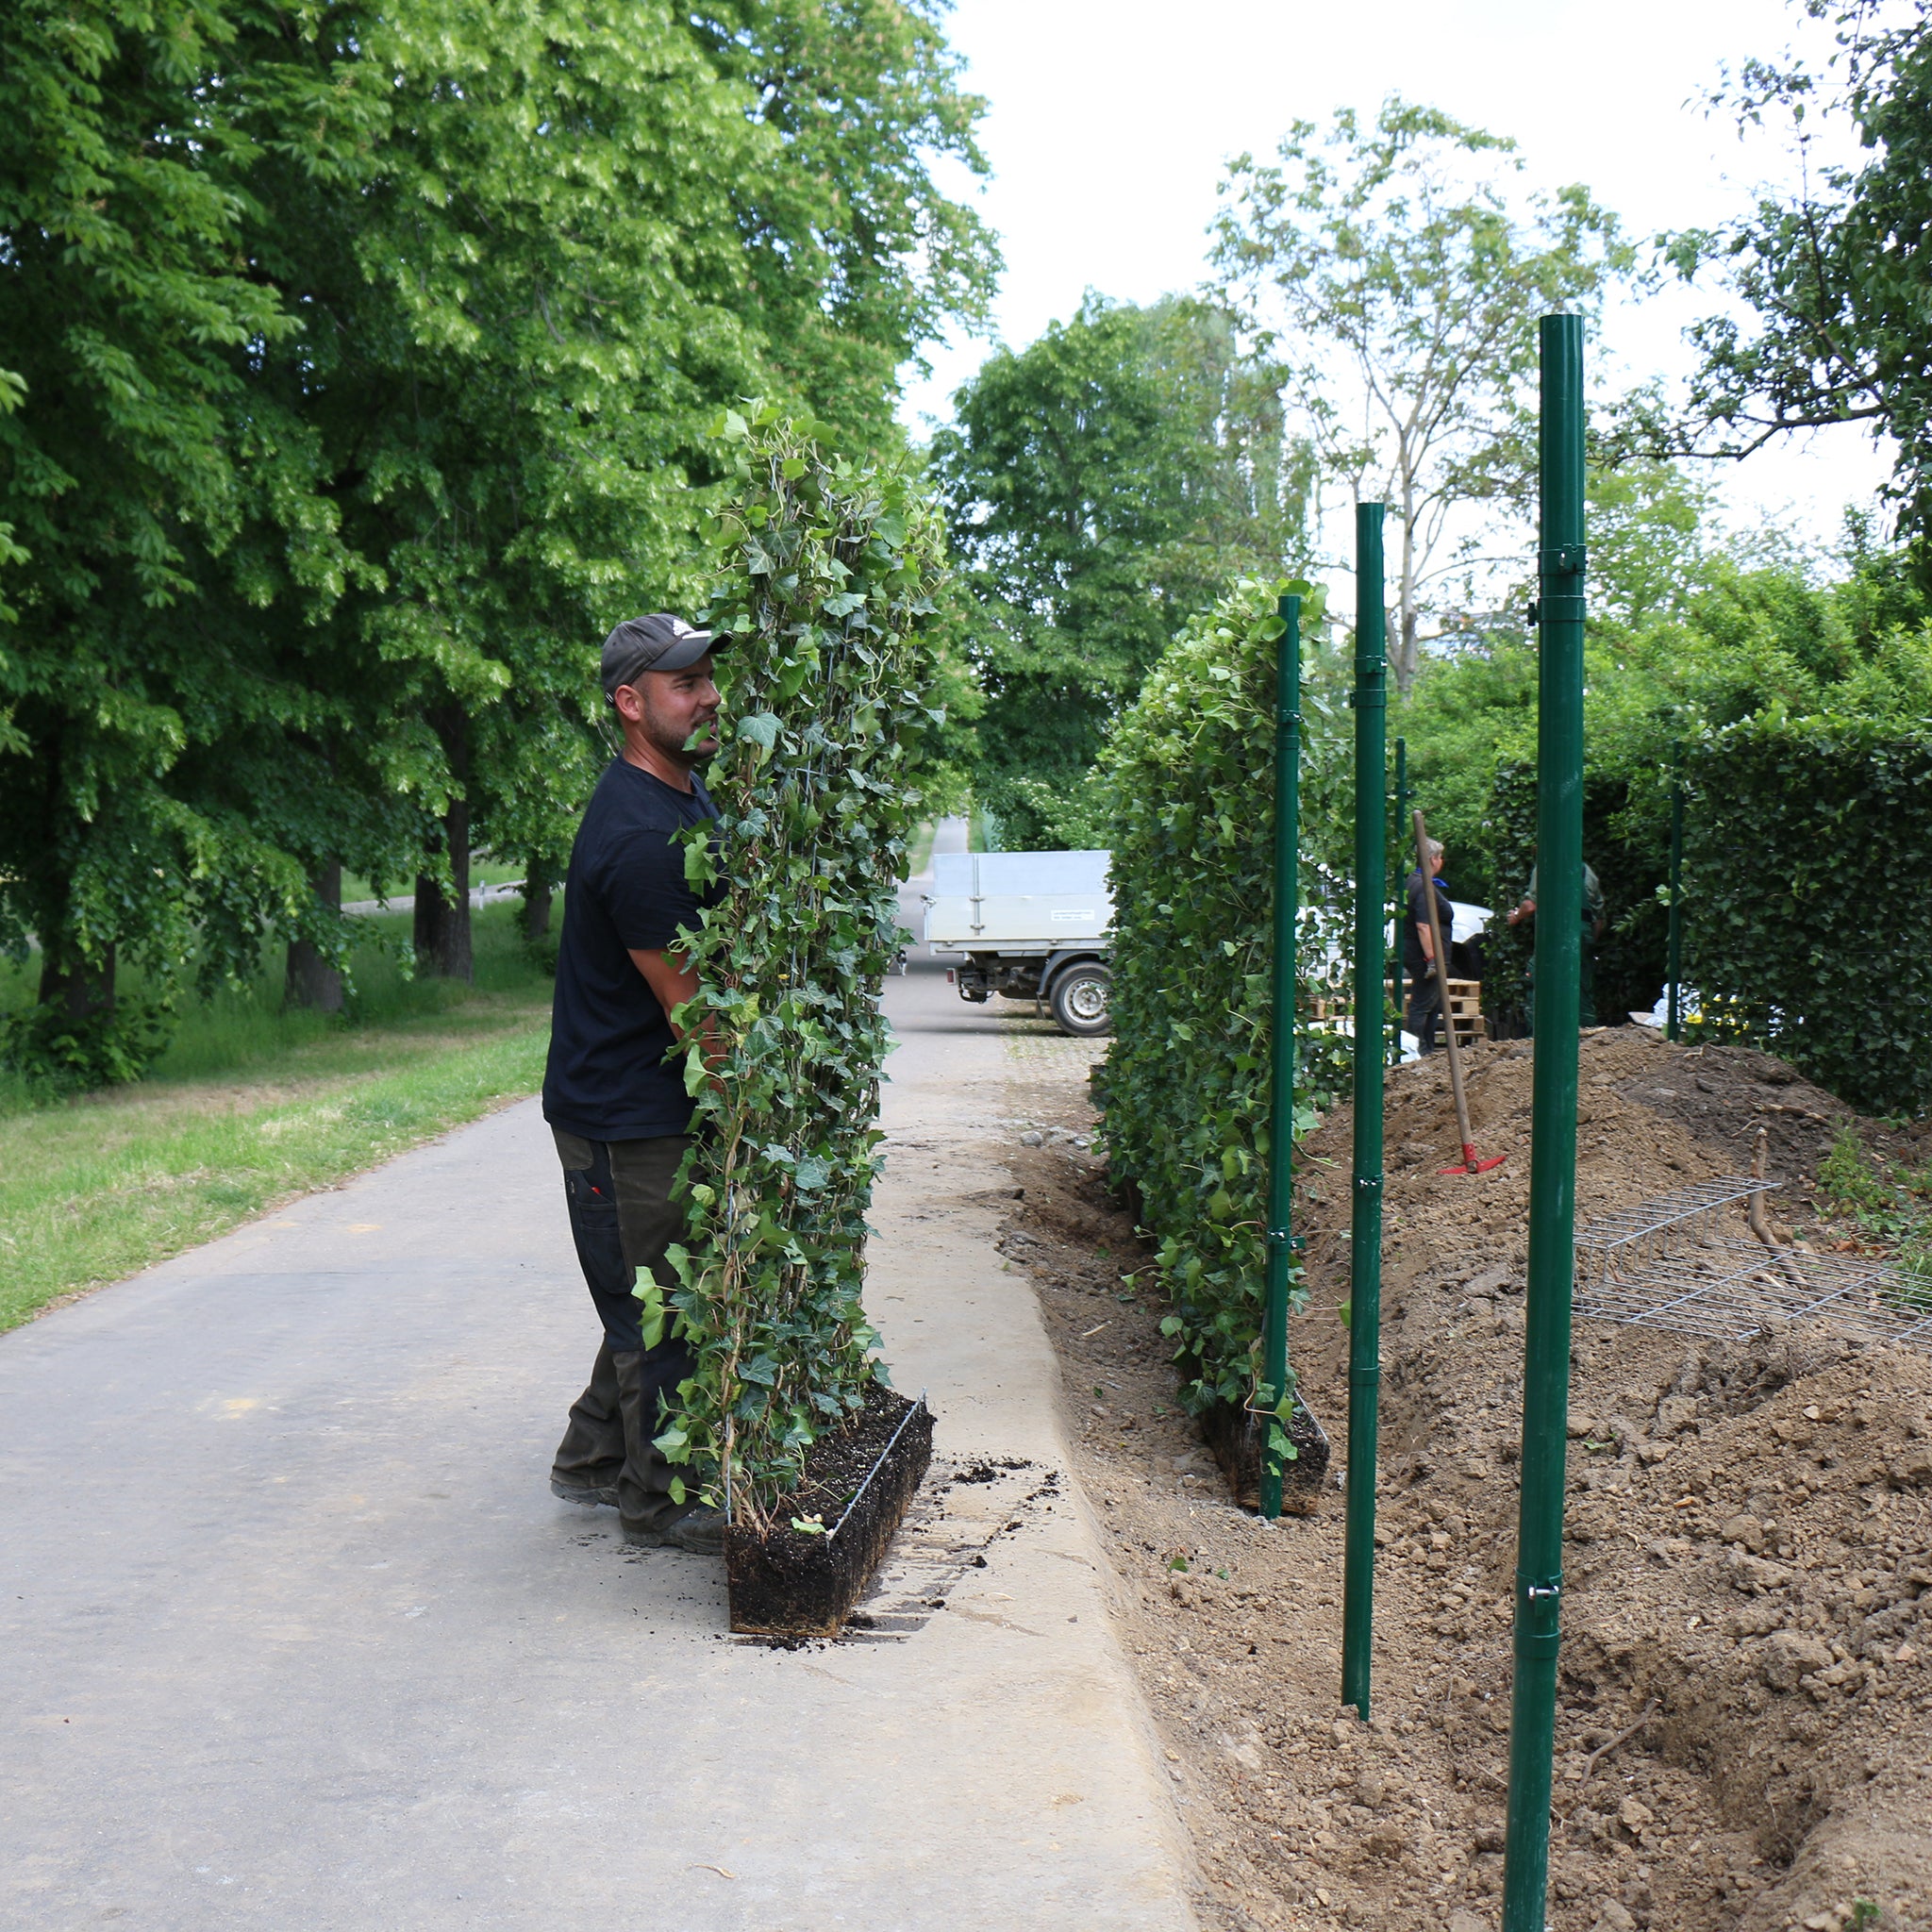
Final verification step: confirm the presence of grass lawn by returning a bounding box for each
[906,819,938,878]
[0,902,552,1332]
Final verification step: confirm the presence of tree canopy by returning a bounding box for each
[0,0,346,1050]
[1665,3,1932,567]
[0,0,994,1081]
[931,292,1311,847]
[1211,97,1630,691]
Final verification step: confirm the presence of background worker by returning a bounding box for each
[1507,857,1607,1031]
[540,612,729,1557]
[1403,836,1456,1054]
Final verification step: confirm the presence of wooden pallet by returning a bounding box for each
[1444,978,1487,1046]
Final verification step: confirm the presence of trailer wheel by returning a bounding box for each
[1048,962,1111,1037]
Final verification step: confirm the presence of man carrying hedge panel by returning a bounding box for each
[540,613,727,1557]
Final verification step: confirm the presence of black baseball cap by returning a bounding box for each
[600,613,719,698]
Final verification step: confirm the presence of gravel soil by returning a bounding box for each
[1001,1027,1932,1932]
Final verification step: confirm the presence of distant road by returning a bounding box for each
[340,879,527,917]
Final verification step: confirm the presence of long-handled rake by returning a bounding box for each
[1411,808,1505,1176]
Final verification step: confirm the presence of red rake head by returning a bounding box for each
[1440,1143,1507,1176]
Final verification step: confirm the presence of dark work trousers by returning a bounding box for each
[550,1129,693,1533]
[1405,966,1443,1054]
[1524,935,1598,1033]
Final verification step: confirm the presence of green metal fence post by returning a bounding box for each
[1391,736,1408,1060]
[1502,312,1587,1932]
[1342,508,1388,1716]
[1258,592,1303,1523]
[1666,747,1685,1042]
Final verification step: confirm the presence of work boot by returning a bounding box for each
[550,1341,624,1507]
[613,1345,706,1548]
[621,1505,729,1557]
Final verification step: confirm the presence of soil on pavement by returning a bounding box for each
[999,1025,1932,1932]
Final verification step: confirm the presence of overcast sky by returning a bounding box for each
[899,0,1895,562]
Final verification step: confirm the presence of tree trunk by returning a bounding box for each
[414,710,474,981]
[1393,480,1421,696]
[284,861,345,1012]
[522,862,555,941]
[412,820,473,981]
[38,943,115,1019]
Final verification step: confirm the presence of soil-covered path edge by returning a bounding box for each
[0,825,1196,1932]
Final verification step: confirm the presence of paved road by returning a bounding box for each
[0,824,1194,1931]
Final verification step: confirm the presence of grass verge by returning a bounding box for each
[1,904,552,1332]
[906,819,938,879]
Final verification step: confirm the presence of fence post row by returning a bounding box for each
[1258,591,1303,1522]
[1391,735,1408,1061]
[1502,311,1587,1932]
[1666,745,1685,1041]
[1341,506,1388,1715]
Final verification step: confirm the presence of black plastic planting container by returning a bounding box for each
[725,1390,933,1638]
[1200,1386,1331,1515]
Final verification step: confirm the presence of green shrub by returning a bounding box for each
[0,995,174,1091]
[1818,1127,1897,1217]
[1683,715,1932,1117]
[660,405,948,1524]
[1093,576,1352,1414]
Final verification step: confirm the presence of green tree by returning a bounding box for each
[236,0,999,980]
[691,0,1000,447]
[1,0,998,1077]
[1211,97,1630,692]
[932,293,1311,848]
[227,0,774,980]
[1664,4,1932,569]
[1587,461,1724,627]
[0,0,359,1073]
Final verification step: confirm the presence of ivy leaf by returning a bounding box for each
[634,1276,669,1351]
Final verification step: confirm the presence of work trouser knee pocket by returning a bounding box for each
[556,1134,639,1348]
[553,1128,694,1352]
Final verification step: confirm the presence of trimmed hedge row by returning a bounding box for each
[1684,715,1932,1118]
[1093,577,1351,1414]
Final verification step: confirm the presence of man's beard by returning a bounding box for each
[639,702,716,765]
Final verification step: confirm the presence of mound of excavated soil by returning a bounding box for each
[1001,1028,1932,1932]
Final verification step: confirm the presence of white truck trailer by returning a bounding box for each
[923,850,1113,1037]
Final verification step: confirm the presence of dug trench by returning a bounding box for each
[999,1027,1932,1932]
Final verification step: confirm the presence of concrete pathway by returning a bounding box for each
[0,824,1195,1931]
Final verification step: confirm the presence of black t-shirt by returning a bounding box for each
[541,758,720,1141]
[1403,868,1456,974]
